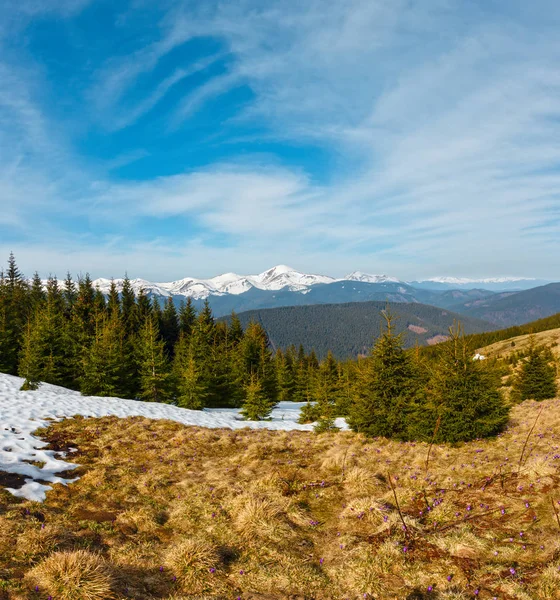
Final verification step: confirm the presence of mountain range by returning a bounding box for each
[72,264,558,326]
[88,265,547,300]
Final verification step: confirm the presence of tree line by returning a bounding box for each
[0,254,557,441]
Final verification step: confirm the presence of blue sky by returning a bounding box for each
[1,0,560,281]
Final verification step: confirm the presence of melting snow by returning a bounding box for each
[0,373,346,502]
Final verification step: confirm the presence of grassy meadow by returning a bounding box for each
[1,397,560,599]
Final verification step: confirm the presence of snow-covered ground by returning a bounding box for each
[0,373,346,502]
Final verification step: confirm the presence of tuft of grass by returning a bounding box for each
[163,538,223,595]
[25,550,116,599]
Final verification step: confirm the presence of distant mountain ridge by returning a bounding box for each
[457,283,560,327]
[33,265,557,323]
[77,265,549,300]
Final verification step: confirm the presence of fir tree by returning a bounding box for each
[178,297,197,338]
[63,273,77,313]
[73,275,96,343]
[0,254,29,374]
[93,286,106,315]
[228,311,244,345]
[80,314,127,397]
[30,272,45,309]
[161,297,179,357]
[241,374,275,420]
[511,337,557,402]
[239,321,278,404]
[107,279,120,318]
[151,297,163,335]
[173,334,210,409]
[136,317,173,403]
[410,323,509,443]
[276,348,295,402]
[347,310,419,439]
[19,319,42,390]
[120,275,137,337]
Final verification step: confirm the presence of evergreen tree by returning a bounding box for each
[30,272,45,309]
[228,311,244,345]
[19,319,42,390]
[63,273,77,314]
[151,297,163,335]
[299,351,340,428]
[93,286,106,315]
[347,310,419,439]
[136,317,173,403]
[511,337,557,402]
[313,350,341,431]
[173,334,210,409]
[410,324,509,443]
[120,275,137,337]
[136,288,152,330]
[80,313,127,397]
[0,254,29,374]
[276,348,296,402]
[178,297,197,338]
[241,373,275,420]
[107,279,120,318]
[73,275,96,341]
[239,321,278,404]
[161,297,179,357]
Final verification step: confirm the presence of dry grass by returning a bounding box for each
[478,327,560,359]
[1,400,560,598]
[24,550,116,599]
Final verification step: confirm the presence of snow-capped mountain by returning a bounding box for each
[345,271,401,284]
[425,276,536,285]
[90,265,337,300]
[34,267,550,301]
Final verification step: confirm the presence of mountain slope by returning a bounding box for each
[220,301,494,359]
[458,283,560,326]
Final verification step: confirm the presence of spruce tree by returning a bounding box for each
[239,321,278,404]
[107,279,120,318]
[173,334,210,409]
[63,273,77,314]
[229,311,244,345]
[241,373,275,420]
[511,337,557,402]
[19,319,42,390]
[93,286,106,315]
[161,297,179,357]
[136,288,152,326]
[178,297,197,338]
[30,272,45,309]
[276,348,297,402]
[136,317,173,403]
[80,314,127,397]
[120,275,137,337]
[347,310,419,439]
[411,324,509,443]
[0,254,29,374]
[313,351,340,431]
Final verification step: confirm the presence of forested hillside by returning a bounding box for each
[220,301,494,359]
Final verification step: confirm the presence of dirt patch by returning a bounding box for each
[408,324,428,334]
[0,470,27,489]
[426,334,449,345]
[73,508,118,522]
